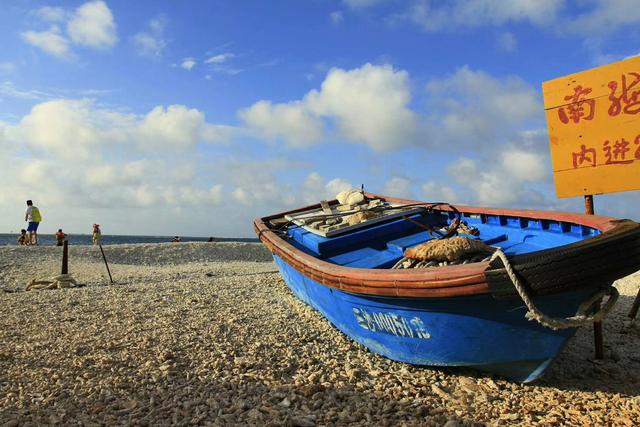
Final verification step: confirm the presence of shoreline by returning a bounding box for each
[1,243,639,425]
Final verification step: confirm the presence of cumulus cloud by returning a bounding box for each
[563,0,640,36]
[330,11,344,24]
[4,99,231,162]
[239,101,324,147]
[343,0,389,8]
[205,53,235,64]
[226,159,299,207]
[181,58,196,70]
[21,1,116,58]
[301,172,353,204]
[0,98,240,238]
[497,32,517,52]
[133,17,167,57]
[421,181,458,203]
[424,66,541,148]
[0,62,16,74]
[67,0,117,48]
[382,176,413,198]
[445,146,549,207]
[37,6,68,22]
[241,63,417,151]
[21,27,70,58]
[387,0,562,31]
[305,64,417,150]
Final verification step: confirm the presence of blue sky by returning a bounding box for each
[1,0,639,237]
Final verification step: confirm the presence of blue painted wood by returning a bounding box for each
[286,212,600,270]
[274,254,597,382]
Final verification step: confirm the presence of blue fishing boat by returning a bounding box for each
[254,192,640,382]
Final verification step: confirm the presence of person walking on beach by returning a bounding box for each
[55,229,66,246]
[17,229,28,245]
[92,224,102,246]
[24,200,42,245]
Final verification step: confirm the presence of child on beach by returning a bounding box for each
[17,229,27,245]
[55,229,66,246]
[92,224,102,246]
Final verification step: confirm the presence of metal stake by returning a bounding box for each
[585,195,604,359]
[99,244,113,284]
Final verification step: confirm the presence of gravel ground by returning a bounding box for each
[1,242,639,426]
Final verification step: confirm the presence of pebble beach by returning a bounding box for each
[1,242,639,426]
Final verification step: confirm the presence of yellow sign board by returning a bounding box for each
[542,56,640,198]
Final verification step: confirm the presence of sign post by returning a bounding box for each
[543,56,640,359]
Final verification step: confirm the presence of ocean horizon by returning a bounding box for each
[0,233,259,246]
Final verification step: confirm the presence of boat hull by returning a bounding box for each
[273,254,598,382]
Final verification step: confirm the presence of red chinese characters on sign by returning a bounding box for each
[571,134,640,168]
[572,144,597,168]
[603,139,633,165]
[558,85,595,124]
[608,72,640,116]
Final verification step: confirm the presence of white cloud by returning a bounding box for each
[239,100,324,147]
[37,6,68,22]
[205,53,235,64]
[181,58,196,70]
[382,177,413,198]
[0,62,16,74]
[137,105,212,149]
[305,64,417,150]
[22,1,117,58]
[500,149,547,182]
[421,181,458,203]
[227,160,299,207]
[241,63,417,150]
[497,32,517,52]
[330,11,344,24]
[445,149,548,207]
[4,100,230,162]
[388,0,562,31]
[302,172,353,204]
[0,81,55,100]
[67,0,117,48]
[424,66,540,147]
[343,0,389,8]
[0,98,236,233]
[563,0,640,36]
[21,27,70,58]
[133,17,167,57]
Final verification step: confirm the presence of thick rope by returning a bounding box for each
[490,248,619,330]
[26,274,78,291]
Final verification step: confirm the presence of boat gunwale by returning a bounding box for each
[254,193,621,298]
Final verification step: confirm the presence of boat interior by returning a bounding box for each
[284,209,601,270]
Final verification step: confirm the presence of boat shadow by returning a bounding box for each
[440,293,640,395]
[535,292,640,395]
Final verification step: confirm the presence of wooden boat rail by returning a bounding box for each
[254,193,623,298]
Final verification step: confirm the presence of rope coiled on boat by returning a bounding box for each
[490,248,619,330]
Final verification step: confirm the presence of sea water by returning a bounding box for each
[0,233,258,246]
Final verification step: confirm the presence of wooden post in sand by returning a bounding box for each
[629,291,640,320]
[61,240,68,275]
[99,244,113,284]
[585,195,604,360]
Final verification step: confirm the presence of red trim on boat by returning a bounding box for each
[254,193,622,298]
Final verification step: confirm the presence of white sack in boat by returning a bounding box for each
[336,189,365,206]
